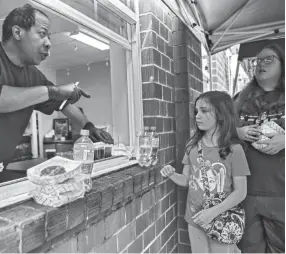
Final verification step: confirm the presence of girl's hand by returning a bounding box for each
[192,207,218,227]
[237,125,261,142]
[160,165,175,177]
[256,133,285,155]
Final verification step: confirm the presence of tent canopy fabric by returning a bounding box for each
[167,0,285,55]
[238,38,285,60]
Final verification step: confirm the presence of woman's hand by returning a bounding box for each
[256,133,285,155]
[237,125,261,142]
[160,165,175,177]
[192,207,218,227]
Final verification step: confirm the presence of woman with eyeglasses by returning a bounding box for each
[234,44,285,253]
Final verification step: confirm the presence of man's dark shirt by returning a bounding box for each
[0,43,62,168]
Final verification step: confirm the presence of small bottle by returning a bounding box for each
[73,129,94,191]
[150,126,159,165]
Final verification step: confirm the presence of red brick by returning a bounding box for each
[179,229,190,244]
[161,195,169,212]
[142,48,161,66]
[175,88,189,103]
[166,233,176,253]
[163,12,172,30]
[160,101,167,116]
[140,14,159,34]
[140,31,157,48]
[117,221,136,252]
[157,36,165,54]
[174,72,188,88]
[104,175,124,208]
[159,244,167,253]
[178,243,191,253]
[166,179,174,194]
[136,212,149,237]
[122,167,144,196]
[77,221,104,253]
[149,236,161,253]
[92,178,113,212]
[128,235,143,253]
[149,206,155,224]
[160,23,169,41]
[174,45,187,59]
[0,217,19,253]
[50,236,77,253]
[143,82,162,99]
[176,117,190,132]
[178,216,188,230]
[0,206,45,253]
[155,215,165,236]
[156,4,164,22]
[172,30,186,46]
[142,65,159,83]
[172,17,186,32]
[139,0,157,16]
[162,54,170,71]
[142,192,151,213]
[104,207,125,239]
[166,207,174,226]
[104,235,118,253]
[166,72,174,87]
[163,86,172,101]
[143,99,160,116]
[143,224,155,248]
[163,118,174,132]
[159,68,166,84]
[141,169,150,194]
[149,169,155,188]
[67,198,85,230]
[167,102,175,117]
[85,189,101,224]
[170,190,176,207]
[178,201,187,216]
[154,201,162,221]
[166,43,173,58]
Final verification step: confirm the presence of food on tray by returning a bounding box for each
[40,165,66,176]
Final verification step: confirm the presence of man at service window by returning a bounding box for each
[0,4,114,183]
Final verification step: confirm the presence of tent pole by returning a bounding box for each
[209,53,212,91]
[232,60,240,96]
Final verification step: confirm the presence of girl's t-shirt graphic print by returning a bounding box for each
[182,141,250,227]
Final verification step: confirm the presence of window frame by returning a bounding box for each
[0,0,143,209]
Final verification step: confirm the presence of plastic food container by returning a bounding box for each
[93,142,113,160]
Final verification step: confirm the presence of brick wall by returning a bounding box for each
[172,17,203,254]
[140,0,178,252]
[0,1,203,253]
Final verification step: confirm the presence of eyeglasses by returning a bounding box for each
[252,55,279,67]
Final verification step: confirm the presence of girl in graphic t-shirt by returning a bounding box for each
[161,91,250,253]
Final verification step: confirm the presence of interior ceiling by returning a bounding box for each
[0,0,109,70]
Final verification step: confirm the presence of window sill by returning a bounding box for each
[0,157,138,209]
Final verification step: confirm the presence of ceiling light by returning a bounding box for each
[70,28,109,51]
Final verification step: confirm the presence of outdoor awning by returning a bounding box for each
[238,38,285,60]
[163,0,285,54]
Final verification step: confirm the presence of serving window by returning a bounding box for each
[0,0,142,207]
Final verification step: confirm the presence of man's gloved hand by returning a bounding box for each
[83,122,114,144]
[47,83,90,104]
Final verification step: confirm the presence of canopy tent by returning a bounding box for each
[163,0,285,55]
[238,38,285,60]
[163,0,285,94]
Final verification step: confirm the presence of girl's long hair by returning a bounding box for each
[185,91,240,160]
[235,43,285,115]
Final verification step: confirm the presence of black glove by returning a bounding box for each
[83,122,114,144]
[47,84,90,104]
